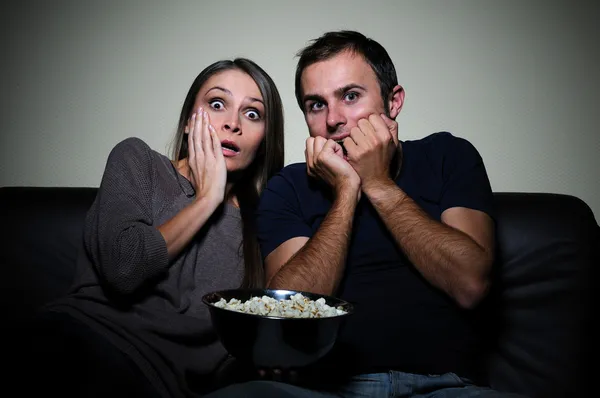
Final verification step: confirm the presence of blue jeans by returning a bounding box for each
[206,370,526,397]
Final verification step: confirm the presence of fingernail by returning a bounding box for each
[198,107,203,115]
[203,111,208,119]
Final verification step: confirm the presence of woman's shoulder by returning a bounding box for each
[107,137,168,166]
[102,137,169,180]
[108,137,153,159]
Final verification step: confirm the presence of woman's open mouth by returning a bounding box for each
[221,140,240,156]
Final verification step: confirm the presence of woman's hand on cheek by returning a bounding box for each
[187,108,227,205]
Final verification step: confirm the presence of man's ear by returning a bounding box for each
[388,84,405,119]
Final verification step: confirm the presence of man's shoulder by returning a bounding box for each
[279,162,308,178]
[263,162,329,203]
[268,162,310,188]
[404,132,481,163]
[404,131,473,151]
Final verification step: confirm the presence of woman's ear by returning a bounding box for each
[388,84,405,119]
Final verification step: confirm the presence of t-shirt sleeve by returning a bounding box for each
[256,170,313,260]
[84,137,169,296]
[438,134,495,219]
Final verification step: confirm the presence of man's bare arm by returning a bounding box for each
[365,179,494,308]
[265,189,357,296]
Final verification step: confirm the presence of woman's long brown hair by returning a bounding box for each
[170,59,284,288]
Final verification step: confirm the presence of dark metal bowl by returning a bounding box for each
[202,288,353,368]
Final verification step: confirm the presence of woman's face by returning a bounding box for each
[192,69,265,174]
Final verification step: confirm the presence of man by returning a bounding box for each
[208,30,521,397]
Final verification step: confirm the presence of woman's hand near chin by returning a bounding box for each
[187,107,227,207]
[157,108,228,260]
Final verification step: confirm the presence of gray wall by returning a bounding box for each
[2,0,598,218]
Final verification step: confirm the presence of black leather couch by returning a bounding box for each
[1,186,597,397]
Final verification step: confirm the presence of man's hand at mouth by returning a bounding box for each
[343,113,399,193]
[335,139,348,157]
[305,136,361,200]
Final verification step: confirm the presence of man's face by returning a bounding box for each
[300,50,386,141]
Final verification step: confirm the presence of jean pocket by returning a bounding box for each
[351,373,387,383]
[351,377,382,382]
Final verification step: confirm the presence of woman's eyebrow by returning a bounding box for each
[246,96,264,105]
[205,86,232,96]
[205,87,263,105]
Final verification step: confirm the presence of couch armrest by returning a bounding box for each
[482,193,597,397]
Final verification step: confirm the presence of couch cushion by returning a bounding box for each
[0,186,97,323]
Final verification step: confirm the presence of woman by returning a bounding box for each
[19,59,284,397]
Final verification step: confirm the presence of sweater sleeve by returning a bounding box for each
[84,137,170,296]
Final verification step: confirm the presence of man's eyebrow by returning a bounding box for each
[302,94,324,104]
[205,86,263,104]
[334,83,366,97]
[303,84,367,104]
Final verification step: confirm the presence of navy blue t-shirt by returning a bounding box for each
[256,132,495,379]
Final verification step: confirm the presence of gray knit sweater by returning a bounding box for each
[48,137,244,397]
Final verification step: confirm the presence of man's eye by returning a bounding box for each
[209,99,224,110]
[245,109,261,120]
[344,92,358,102]
[309,102,325,111]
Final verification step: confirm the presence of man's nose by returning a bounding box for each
[326,104,346,132]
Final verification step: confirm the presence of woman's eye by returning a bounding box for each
[209,99,224,110]
[245,109,261,120]
[344,92,358,102]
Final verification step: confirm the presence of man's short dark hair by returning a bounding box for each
[294,30,399,114]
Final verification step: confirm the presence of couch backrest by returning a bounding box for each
[1,187,597,397]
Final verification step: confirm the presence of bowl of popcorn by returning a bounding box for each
[202,288,353,369]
